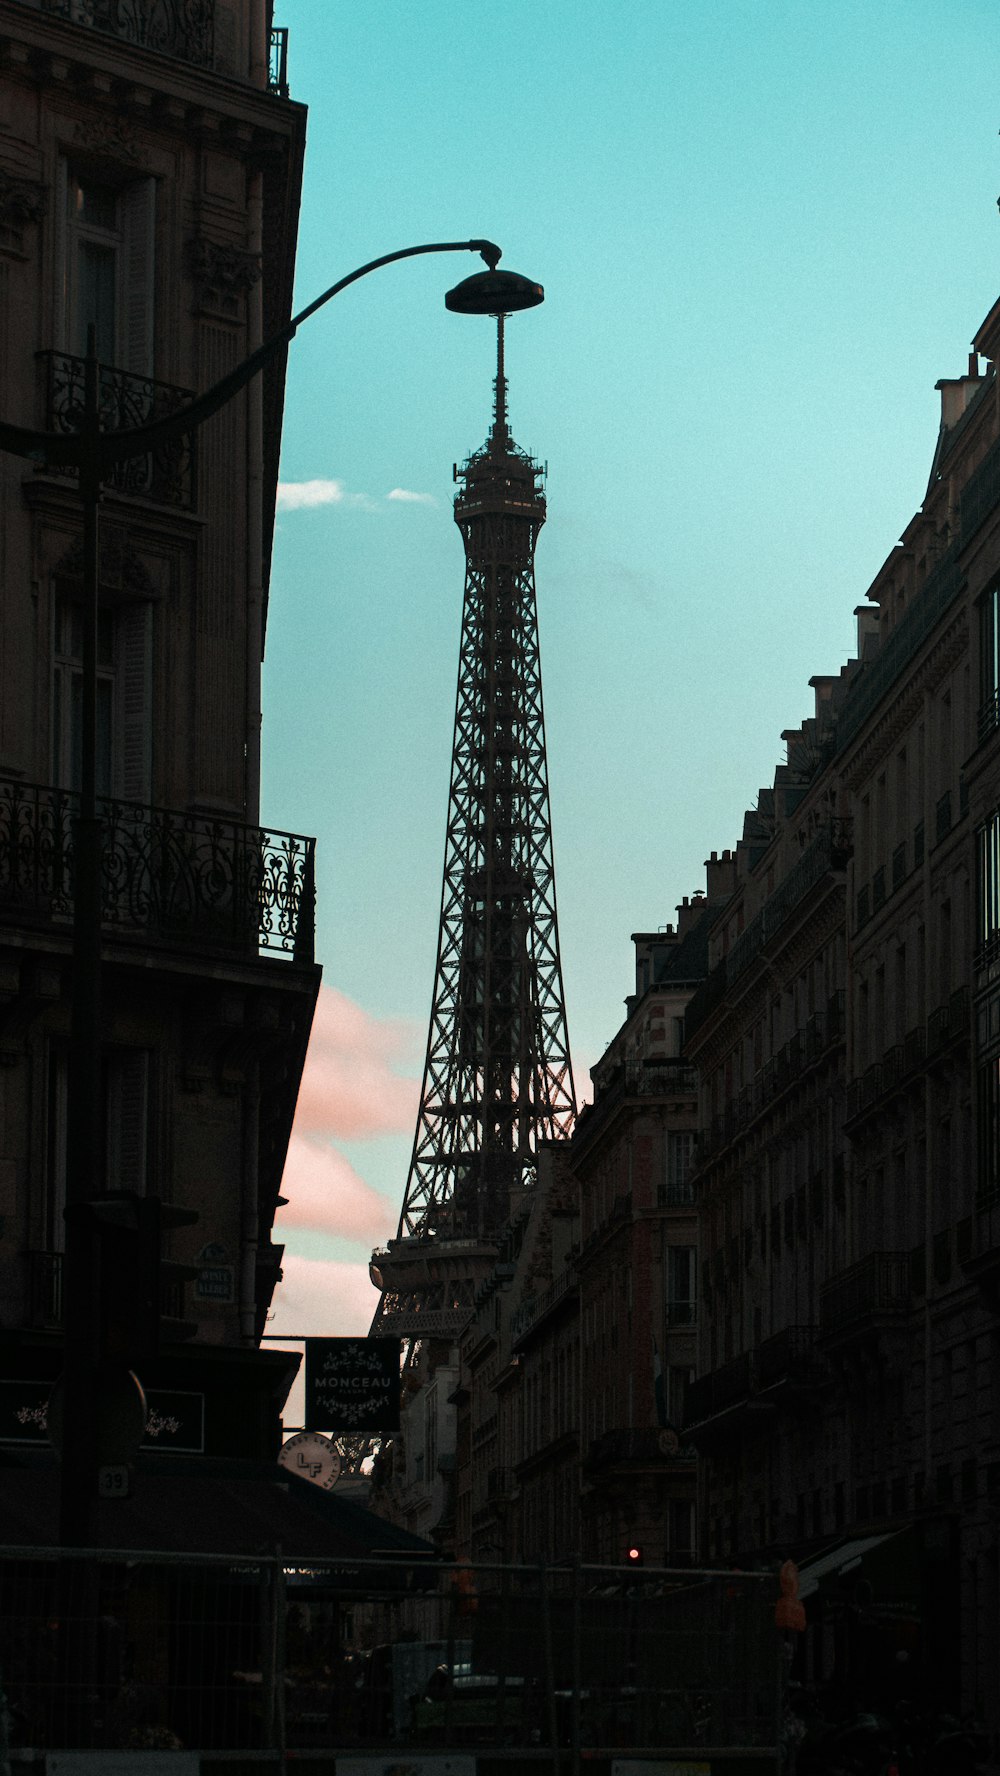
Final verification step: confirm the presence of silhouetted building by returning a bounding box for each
[684,310,1000,1727]
[455,1142,580,1565]
[0,0,318,1526]
[569,894,718,1566]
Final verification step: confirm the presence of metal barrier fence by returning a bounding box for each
[0,1545,783,1765]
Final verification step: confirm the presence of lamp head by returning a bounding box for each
[445,268,544,315]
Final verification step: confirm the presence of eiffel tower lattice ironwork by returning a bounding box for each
[370,312,576,1342]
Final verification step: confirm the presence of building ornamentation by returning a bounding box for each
[185,235,263,318]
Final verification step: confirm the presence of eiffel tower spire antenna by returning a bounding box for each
[491,311,509,447]
[370,298,575,1347]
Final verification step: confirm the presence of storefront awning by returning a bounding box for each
[797,1526,919,1614]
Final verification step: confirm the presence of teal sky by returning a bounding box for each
[262,0,1000,1341]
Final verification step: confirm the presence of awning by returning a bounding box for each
[0,1447,434,1565]
[797,1526,919,1613]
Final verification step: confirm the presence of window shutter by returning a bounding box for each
[54,157,69,352]
[119,601,152,802]
[122,176,156,379]
[106,1049,150,1196]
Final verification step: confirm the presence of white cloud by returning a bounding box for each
[293,985,420,1143]
[387,488,437,506]
[276,1135,397,1242]
[270,1250,381,1339]
[276,478,371,510]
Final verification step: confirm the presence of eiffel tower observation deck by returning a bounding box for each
[370,295,576,1343]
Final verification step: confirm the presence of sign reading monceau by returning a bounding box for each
[304,1337,401,1434]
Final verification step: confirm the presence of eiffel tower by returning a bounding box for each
[370,301,576,1345]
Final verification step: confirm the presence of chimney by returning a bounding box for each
[704,848,736,904]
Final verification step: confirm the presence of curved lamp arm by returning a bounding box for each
[0,236,502,469]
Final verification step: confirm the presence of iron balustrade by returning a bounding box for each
[687,823,851,1045]
[38,352,195,507]
[834,541,964,754]
[755,1324,824,1391]
[585,1426,693,1469]
[683,1352,752,1427]
[38,0,215,67]
[685,1328,827,1431]
[819,1251,910,1339]
[269,23,289,94]
[959,430,1000,543]
[0,778,315,961]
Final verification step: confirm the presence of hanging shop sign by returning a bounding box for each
[304,1336,401,1434]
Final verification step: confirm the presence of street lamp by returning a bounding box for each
[0,237,542,1548]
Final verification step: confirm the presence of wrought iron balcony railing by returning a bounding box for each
[819,1251,910,1342]
[38,0,215,69]
[38,353,195,508]
[0,779,315,962]
[269,24,288,94]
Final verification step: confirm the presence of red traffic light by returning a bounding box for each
[627,1545,644,1566]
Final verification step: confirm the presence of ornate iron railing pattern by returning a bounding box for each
[39,0,215,68]
[0,779,314,961]
[38,352,195,508]
[269,24,288,95]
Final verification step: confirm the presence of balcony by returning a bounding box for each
[572,1055,696,1153]
[38,0,214,69]
[269,24,289,95]
[962,1199,1000,1308]
[584,1426,693,1473]
[683,1352,753,1430]
[28,1247,195,1340]
[755,1324,827,1392]
[0,778,315,962]
[819,1252,910,1347]
[684,1328,828,1439]
[509,1264,577,1346]
[686,824,851,1044]
[38,353,195,509]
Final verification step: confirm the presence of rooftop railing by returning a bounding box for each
[0,778,315,962]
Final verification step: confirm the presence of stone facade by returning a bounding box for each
[684,305,1000,1727]
[0,0,317,1470]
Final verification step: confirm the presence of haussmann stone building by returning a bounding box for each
[682,301,1000,1730]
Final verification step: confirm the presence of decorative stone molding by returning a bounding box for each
[184,235,262,318]
[0,171,46,252]
[54,525,156,599]
[72,115,146,168]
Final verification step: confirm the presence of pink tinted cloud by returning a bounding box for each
[270,1250,380,1338]
[293,985,420,1142]
[276,1135,396,1242]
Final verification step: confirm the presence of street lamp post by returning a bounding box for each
[0,236,543,1549]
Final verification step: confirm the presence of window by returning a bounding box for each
[978,1057,1000,1205]
[978,810,1000,970]
[105,1049,151,1196]
[45,1044,151,1251]
[668,1365,693,1427]
[661,1131,694,1206]
[666,1245,696,1325]
[52,595,152,801]
[60,166,156,374]
[980,583,1000,741]
[45,1047,69,1255]
[669,1500,695,1559]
